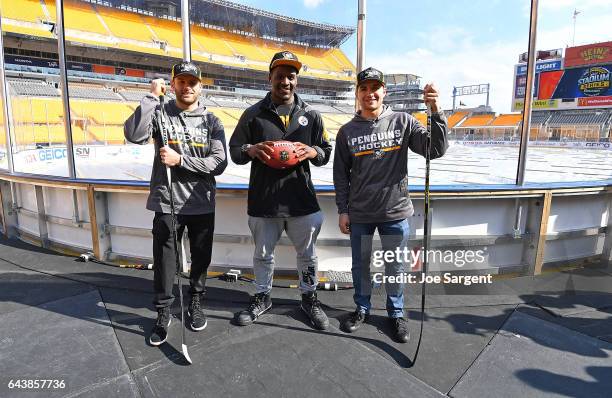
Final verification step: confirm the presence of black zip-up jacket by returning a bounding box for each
[229,93,332,217]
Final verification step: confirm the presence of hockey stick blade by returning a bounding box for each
[182,344,193,364]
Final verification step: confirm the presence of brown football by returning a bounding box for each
[263,140,300,169]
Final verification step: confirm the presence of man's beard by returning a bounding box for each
[176,95,197,107]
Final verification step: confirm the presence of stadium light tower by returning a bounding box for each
[572,9,580,46]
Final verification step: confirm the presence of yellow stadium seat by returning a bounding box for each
[321,115,342,129]
[116,42,166,57]
[325,113,353,126]
[32,124,68,144]
[412,113,427,125]
[447,112,468,128]
[1,0,47,23]
[88,125,126,144]
[97,6,152,42]
[11,98,65,124]
[1,24,54,38]
[70,101,135,125]
[490,114,522,126]
[192,27,236,57]
[63,0,108,35]
[458,114,495,127]
[143,16,183,49]
[4,1,355,78]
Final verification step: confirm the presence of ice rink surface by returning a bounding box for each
[10,142,612,186]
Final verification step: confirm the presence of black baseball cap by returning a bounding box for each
[171,61,202,80]
[269,51,302,73]
[357,67,385,86]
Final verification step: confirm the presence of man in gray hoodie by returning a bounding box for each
[333,67,448,343]
[124,62,227,346]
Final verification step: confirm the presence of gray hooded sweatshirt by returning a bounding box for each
[333,105,448,223]
[124,94,227,215]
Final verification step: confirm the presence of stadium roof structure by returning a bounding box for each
[104,0,355,47]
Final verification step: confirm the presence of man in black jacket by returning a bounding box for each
[229,51,332,330]
[124,62,227,346]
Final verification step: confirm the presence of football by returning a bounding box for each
[263,140,300,169]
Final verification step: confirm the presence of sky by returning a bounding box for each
[232,0,612,113]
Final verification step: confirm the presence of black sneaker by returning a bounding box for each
[390,317,410,343]
[300,291,329,330]
[188,293,207,331]
[235,292,272,326]
[149,307,171,346]
[342,309,367,333]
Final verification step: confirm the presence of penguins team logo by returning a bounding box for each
[298,115,308,126]
[374,149,385,159]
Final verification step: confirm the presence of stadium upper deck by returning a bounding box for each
[0,0,355,83]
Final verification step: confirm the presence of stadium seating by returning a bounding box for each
[309,103,339,114]
[68,84,122,101]
[97,6,152,42]
[13,124,78,146]
[447,111,468,128]
[1,24,54,39]
[11,98,64,124]
[321,115,343,129]
[63,0,108,35]
[529,112,551,125]
[117,90,150,102]
[3,0,354,81]
[410,113,426,125]
[548,112,610,126]
[70,101,137,125]
[0,0,47,24]
[88,125,125,144]
[191,27,235,57]
[333,104,355,114]
[211,97,251,109]
[9,80,59,97]
[323,113,352,127]
[490,114,522,126]
[143,16,184,49]
[207,107,239,137]
[456,114,495,127]
[200,97,218,107]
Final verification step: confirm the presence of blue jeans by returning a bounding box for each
[350,219,410,318]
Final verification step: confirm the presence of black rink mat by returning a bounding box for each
[131,310,446,398]
[0,290,139,398]
[449,311,612,398]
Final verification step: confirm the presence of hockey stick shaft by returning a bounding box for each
[157,94,192,364]
[413,103,432,365]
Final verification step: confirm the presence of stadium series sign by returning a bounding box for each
[577,67,610,97]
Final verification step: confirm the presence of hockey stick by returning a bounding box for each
[157,93,193,364]
[412,103,432,365]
